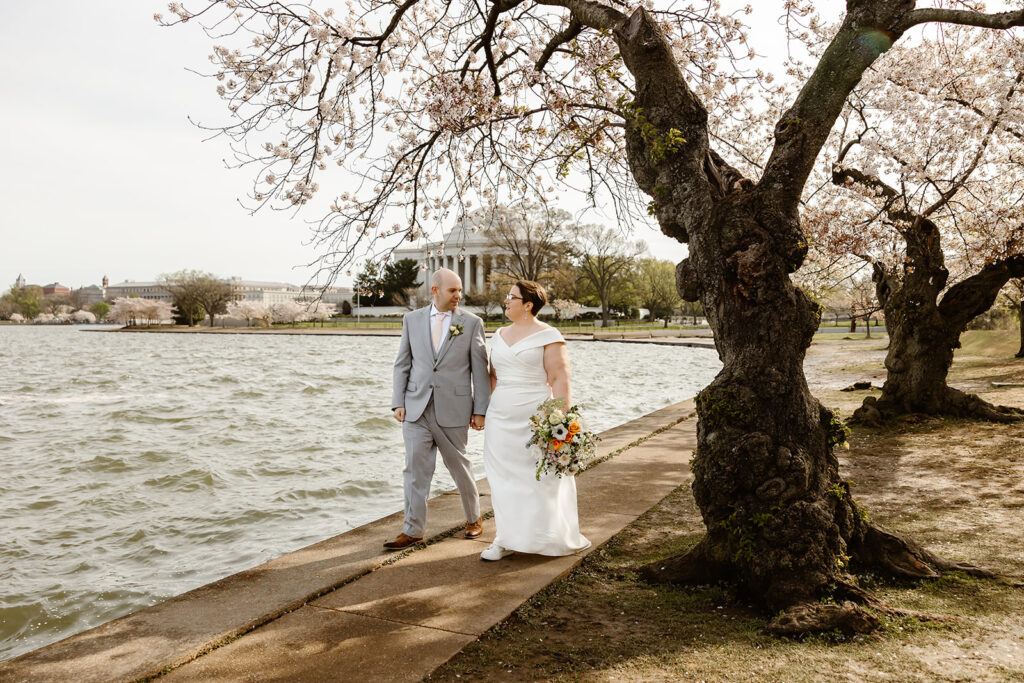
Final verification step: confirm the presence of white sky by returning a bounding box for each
[0,2,848,291]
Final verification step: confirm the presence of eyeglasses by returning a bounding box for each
[504,294,522,301]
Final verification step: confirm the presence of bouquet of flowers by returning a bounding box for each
[528,398,599,479]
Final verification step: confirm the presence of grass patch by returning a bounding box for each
[957,330,1021,359]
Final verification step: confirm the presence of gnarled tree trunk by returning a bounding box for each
[852,222,1024,425]
[608,7,990,632]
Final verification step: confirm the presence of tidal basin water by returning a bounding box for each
[0,325,721,660]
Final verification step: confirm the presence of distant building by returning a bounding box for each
[42,283,71,296]
[76,285,106,306]
[105,277,353,306]
[14,274,26,290]
[393,218,512,298]
[105,281,172,301]
[228,277,352,305]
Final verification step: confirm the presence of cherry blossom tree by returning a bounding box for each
[226,299,271,326]
[108,298,175,326]
[551,298,582,320]
[71,310,97,324]
[165,0,1024,632]
[805,27,1024,424]
[271,299,307,325]
[305,300,335,325]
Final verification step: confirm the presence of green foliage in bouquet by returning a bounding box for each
[528,398,600,480]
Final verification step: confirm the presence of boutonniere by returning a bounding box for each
[449,323,464,337]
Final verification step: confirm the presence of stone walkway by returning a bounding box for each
[0,401,697,682]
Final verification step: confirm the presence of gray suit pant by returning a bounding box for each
[402,397,481,537]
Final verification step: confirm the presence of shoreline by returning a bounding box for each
[0,400,698,681]
[88,324,720,348]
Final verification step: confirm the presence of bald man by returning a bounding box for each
[386,268,490,549]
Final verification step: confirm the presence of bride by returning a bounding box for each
[480,280,590,561]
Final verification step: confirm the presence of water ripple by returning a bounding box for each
[0,325,720,662]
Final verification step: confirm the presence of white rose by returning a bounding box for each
[549,409,566,425]
[529,444,544,460]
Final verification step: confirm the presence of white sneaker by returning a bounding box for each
[480,543,514,561]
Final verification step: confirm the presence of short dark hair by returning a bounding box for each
[515,280,547,316]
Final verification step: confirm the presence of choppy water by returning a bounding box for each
[0,324,720,661]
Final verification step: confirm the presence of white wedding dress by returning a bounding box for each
[483,326,590,556]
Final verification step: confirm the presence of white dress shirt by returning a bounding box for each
[429,304,453,349]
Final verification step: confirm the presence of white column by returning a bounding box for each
[476,256,484,292]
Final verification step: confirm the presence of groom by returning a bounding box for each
[386,267,490,550]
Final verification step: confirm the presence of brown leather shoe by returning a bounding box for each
[383,533,422,551]
[465,517,483,538]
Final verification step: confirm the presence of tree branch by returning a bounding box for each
[922,71,1024,218]
[533,0,624,31]
[899,8,1024,32]
[535,17,582,72]
[760,12,905,211]
[938,254,1024,329]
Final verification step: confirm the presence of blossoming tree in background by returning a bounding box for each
[804,27,1024,424]
[226,300,271,327]
[551,299,582,321]
[164,0,1024,633]
[71,310,97,324]
[305,300,335,326]
[108,298,175,326]
[271,300,307,325]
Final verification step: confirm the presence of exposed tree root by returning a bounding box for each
[852,389,1024,427]
[851,524,994,580]
[640,524,995,636]
[764,579,963,636]
[765,600,880,636]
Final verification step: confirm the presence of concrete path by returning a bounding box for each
[0,401,696,682]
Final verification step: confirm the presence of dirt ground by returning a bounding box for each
[430,330,1024,682]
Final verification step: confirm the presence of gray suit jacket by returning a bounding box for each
[392,306,490,428]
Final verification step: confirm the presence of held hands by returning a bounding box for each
[393,407,406,423]
[470,414,485,431]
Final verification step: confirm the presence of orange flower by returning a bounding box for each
[551,439,564,451]
[567,421,580,434]
[564,432,574,443]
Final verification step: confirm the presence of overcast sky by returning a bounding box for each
[0,2,845,291]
